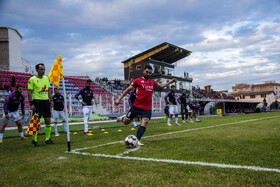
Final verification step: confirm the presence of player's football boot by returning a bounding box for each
[175,122,181,126]
[0,139,3,143]
[167,123,172,126]
[116,115,126,122]
[55,133,60,137]
[137,141,144,146]
[32,140,38,147]
[84,132,93,136]
[45,139,54,144]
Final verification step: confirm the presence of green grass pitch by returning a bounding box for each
[1,112,280,186]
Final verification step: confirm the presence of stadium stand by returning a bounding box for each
[0,70,132,118]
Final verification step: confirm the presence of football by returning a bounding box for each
[124,135,138,148]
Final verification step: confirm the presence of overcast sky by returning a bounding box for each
[0,0,279,91]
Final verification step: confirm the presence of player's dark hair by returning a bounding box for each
[35,63,45,70]
[144,64,153,70]
[171,85,176,88]
[182,89,186,91]
[54,87,58,90]
[16,84,23,89]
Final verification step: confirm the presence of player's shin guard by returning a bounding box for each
[168,118,171,123]
[84,122,89,133]
[136,126,146,140]
[45,124,51,141]
[84,116,89,132]
[54,123,58,134]
[32,132,38,142]
[63,122,67,132]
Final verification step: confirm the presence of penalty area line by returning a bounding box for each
[68,151,280,173]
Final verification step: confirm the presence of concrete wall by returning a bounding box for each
[0,28,9,68]
[8,28,22,71]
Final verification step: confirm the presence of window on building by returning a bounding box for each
[136,65,141,70]
[240,95,245,99]
[250,95,255,98]
[261,94,266,98]
[154,65,161,74]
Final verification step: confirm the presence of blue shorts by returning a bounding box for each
[126,106,152,120]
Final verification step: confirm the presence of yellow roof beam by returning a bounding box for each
[124,44,169,68]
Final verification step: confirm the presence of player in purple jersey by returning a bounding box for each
[128,89,140,128]
[52,88,67,136]
[75,79,94,135]
[187,99,201,123]
[177,89,188,123]
[0,85,27,143]
[164,85,180,126]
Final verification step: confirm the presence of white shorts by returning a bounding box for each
[3,111,21,122]
[83,106,93,119]
[53,110,66,122]
[187,105,193,113]
[169,105,179,115]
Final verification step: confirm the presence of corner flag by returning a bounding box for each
[48,55,64,88]
[27,113,40,136]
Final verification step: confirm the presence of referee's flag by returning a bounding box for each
[27,113,40,136]
[48,55,64,88]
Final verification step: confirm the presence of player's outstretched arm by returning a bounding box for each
[157,78,177,89]
[115,85,134,105]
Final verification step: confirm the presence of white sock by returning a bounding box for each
[190,118,193,122]
[63,122,67,132]
[54,123,58,134]
[175,117,178,123]
[19,132,24,137]
[196,118,199,121]
[0,133,3,140]
[168,118,171,123]
[133,122,138,127]
[84,123,89,133]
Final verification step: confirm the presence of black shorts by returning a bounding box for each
[181,104,188,114]
[126,106,152,120]
[33,100,51,119]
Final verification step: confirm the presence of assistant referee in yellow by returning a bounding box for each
[28,63,54,147]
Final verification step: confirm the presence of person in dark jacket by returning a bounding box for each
[75,79,94,135]
[52,88,67,136]
[177,89,188,123]
[128,89,140,128]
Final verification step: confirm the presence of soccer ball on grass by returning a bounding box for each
[124,135,138,148]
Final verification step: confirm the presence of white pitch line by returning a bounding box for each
[117,146,141,156]
[69,151,280,173]
[67,115,280,173]
[71,115,280,152]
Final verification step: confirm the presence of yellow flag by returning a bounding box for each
[48,55,64,88]
[27,113,40,136]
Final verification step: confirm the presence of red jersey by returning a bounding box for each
[131,77,158,109]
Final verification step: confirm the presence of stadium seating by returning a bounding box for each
[0,70,125,117]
